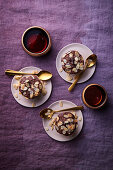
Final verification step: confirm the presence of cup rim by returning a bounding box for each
[82,83,107,109]
[21,26,51,57]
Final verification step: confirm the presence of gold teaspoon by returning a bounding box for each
[5,69,52,81]
[68,54,97,92]
[40,106,84,119]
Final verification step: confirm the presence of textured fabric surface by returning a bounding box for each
[0,0,113,170]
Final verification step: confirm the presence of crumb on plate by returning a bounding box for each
[59,100,63,107]
[14,75,22,80]
[66,74,73,81]
[32,102,36,107]
[14,93,18,98]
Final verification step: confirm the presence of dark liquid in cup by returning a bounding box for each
[23,28,49,53]
[84,85,105,106]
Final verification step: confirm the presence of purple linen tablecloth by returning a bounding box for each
[0,0,113,170]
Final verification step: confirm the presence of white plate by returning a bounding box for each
[11,66,52,107]
[56,43,96,83]
[43,100,83,142]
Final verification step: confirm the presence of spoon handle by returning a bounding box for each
[5,69,37,76]
[68,74,81,92]
[68,63,88,92]
[55,106,84,112]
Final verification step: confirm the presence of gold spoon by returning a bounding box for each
[40,105,84,119]
[5,69,52,81]
[68,54,97,92]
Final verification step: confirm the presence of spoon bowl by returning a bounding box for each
[86,54,97,68]
[38,70,52,80]
[5,69,52,81]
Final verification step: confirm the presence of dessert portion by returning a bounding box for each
[19,75,43,99]
[61,50,84,74]
[55,112,78,136]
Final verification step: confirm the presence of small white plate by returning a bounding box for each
[56,43,96,83]
[11,66,52,107]
[43,100,83,142]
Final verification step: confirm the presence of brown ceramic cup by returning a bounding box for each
[82,84,107,109]
[22,26,51,57]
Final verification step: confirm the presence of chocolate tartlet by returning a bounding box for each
[55,112,78,136]
[19,75,43,99]
[61,50,84,74]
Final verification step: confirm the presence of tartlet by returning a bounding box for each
[19,75,43,99]
[55,112,78,136]
[61,50,84,74]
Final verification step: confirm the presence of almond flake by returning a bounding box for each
[23,92,26,95]
[66,74,73,81]
[78,117,82,121]
[69,124,75,130]
[21,84,25,90]
[32,70,38,74]
[14,93,18,98]
[61,62,64,65]
[65,64,71,68]
[35,88,39,93]
[51,125,54,130]
[25,80,29,83]
[79,67,84,70]
[13,84,19,90]
[45,127,49,131]
[68,113,72,117]
[57,121,63,126]
[71,111,76,116]
[75,51,79,57]
[75,57,78,61]
[35,81,39,85]
[61,126,65,130]
[26,83,30,87]
[63,127,68,131]
[31,84,34,88]
[49,118,56,127]
[24,87,27,91]
[47,109,51,113]
[64,120,69,124]
[59,68,63,72]
[14,75,22,80]
[74,61,77,65]
[67,118,73,123]
[59,101,63,107]
[39,84,42,89]
[32,102,36,107]
[76,63,80,69]
[56,116,59,121]
[62,130,66,134]
[55,126,59,131]
[64,114,69,118]
[69,53,73,58]
[72,68,77,73]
